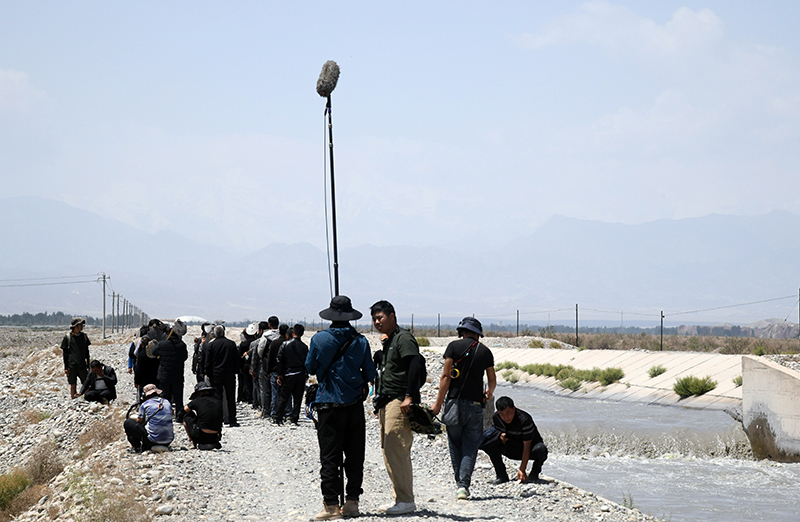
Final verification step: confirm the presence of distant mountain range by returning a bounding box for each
[1,196,797,331]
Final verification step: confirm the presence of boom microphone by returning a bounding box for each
[316,60,340,97]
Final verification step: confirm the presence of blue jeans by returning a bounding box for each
[446,399,484,490]
[270,373,292,418]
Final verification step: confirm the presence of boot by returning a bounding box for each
[314,502,342,521]
[341,499,359,518]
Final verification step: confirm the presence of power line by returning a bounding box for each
[783,298,799,322]
[668,295,796,317]
[0,280,98,288]
[0,274,98,283]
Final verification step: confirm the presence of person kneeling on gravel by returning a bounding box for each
[479,396,548,484]
[182,381,223,450]
[123,383,174,453]
[80,360,117,404]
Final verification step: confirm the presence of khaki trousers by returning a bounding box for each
[379,399,415,503]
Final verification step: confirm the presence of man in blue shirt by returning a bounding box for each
[306,295,376,521]
[123,383,174,452]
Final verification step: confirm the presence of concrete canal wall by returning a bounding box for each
[425,345,743,410]
[742,355,800,462]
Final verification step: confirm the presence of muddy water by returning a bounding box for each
[503,384,800,522]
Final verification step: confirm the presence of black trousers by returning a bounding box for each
[212,373,237,425]
[479,427,548,480]
[159,381,184,421]
[124,418,156,451]
[252,368,261,408]
[84,389,114,403]
[317,402,365,505]
[275,373,306,424]
[238,366,252,403]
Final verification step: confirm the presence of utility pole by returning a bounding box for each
[116,294,121,334]
[575,304,579,347]
[437,314,440,338]
[111,291,116,334]
[100,273,108,339]
[411,314,414,335]
[660,311,665,351]
[516,310,520,337]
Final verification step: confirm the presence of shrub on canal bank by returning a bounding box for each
[497,360,625,391]
[648,365,667,378]
[673,375,717,398]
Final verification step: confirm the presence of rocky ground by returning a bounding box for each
[0,326,674,521]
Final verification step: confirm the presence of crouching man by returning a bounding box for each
[183,381,223,450]
[123,384,174,453]
[80,360,117,403]
[479,396,548,483]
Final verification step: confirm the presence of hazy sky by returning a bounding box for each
[2,1,799,253]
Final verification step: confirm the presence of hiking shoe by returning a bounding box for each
[314,502,342,520]
[384,502,416,515]
[456,488,469,500]
[341,499,359,518]
[491,476,510,485]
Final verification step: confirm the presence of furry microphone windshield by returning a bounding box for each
[316,60,340,97]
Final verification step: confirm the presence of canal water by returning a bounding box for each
[503,384,800,522]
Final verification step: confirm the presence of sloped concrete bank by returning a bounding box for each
[742,355,800,462]
[425,343,743,410]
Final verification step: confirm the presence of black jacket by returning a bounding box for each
[152,335,188,384]
[134,350,160,388]
[79,365,118,399]
[204,336,239,380]
[275,338,309,376]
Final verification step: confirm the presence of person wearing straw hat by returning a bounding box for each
[61,317,91,399]
[123,383,174,452]
[306,295,376,520]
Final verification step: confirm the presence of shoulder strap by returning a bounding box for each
[448,341,479,400]
[320,330,359,381]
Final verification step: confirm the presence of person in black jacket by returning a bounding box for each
[204,324,240,427]
[238,323,257,404]
[274,324,309,425]
[80,360,117,403]
[152,320,188,421]
[134,338,160,401]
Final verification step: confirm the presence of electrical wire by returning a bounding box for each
[0,280,98,288]
[783,298,799,322]
[0,274,98,282]
[668,295,796,317]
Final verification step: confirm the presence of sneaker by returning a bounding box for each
[228,422,240,427]
[384,502,416,515]
[341,499,359,518]
[314,503,342,520]
[456,488,469,500]
[490,476,510,485]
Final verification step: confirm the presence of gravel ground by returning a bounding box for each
[0,326,668,521]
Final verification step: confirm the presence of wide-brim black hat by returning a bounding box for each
[319,295,362,321]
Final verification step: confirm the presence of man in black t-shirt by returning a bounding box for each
[183,381,223,450]
[432,316,496,500]
[479,395,548,484]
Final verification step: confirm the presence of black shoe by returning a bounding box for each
[491,477,510,485]
[229,422,240,427]
[524,474,540,483]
